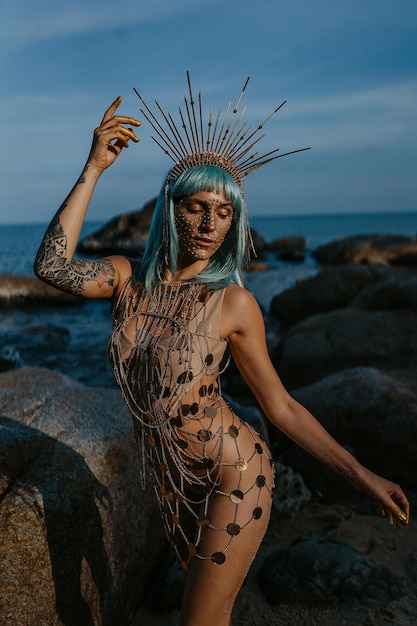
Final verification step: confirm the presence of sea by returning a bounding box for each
[1,211,415,388]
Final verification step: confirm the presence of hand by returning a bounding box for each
[361,468,410,527]
[87,96,140,174]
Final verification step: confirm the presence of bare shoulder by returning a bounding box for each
[221,282,264,338]
[111,255,137,296]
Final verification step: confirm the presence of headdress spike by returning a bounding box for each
[133,73,309,189]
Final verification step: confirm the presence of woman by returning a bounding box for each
[34,90,409,626]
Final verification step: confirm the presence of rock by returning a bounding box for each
[77,198,157,256]
[272,462,311,517]
[269,265,415,327]
[0,367,165,626]
[266,235,306,262]
[281,367,417,492]
[258,533,405,609]
[273,309,417,389]
[0,273,81,306]
[313,234,417,266]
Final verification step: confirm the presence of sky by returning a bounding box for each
[0,0,416,225]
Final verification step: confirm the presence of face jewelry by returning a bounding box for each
[174,195,234,262]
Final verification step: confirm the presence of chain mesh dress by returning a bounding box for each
[108,276,274,571]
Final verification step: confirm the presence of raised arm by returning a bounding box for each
[34,97,140,298]
[223,283,410,527]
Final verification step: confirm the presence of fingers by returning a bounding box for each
[101,95,123,123]
[376,498,409,527]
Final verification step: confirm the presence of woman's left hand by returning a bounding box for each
[361,469,410,527]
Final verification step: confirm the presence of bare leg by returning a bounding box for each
[180,427,273,626]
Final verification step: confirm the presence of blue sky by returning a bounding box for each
[1,0,416,225]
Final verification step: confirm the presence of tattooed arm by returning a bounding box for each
[34,97,140,299]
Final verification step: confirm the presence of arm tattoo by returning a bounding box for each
[334,463,364,490]
[77,164,89,185]
[34,211,116,296]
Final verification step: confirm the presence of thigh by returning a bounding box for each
[180,422,274,626]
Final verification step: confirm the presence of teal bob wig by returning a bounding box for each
[135,165,249,291]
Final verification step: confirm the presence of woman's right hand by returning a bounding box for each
[87,96,141,175]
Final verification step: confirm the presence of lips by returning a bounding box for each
[194,237,214,246]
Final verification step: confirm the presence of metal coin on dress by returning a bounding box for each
[253,507,263,519]
[228,425,239,438]
[211,552,226,565]
[204,406,217,418]
[197,320,211,334]
[226,522,241,536]
[234,457,248,471]
[198,429,212,442]
[256,474,266,487]
[230,489,244,503]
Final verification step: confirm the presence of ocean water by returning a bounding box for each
[0,211,415,387]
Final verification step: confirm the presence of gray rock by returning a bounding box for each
[281,366,417,491]
[313,234,417,266]
[272,462,311,517]
[258,533,405,609]
[269,265,416,327]
[266,235,306,262]
[0,367,165,626]
[273,308,417,389]
[77,198,156,256]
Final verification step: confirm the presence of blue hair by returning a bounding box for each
[135,165,248,291]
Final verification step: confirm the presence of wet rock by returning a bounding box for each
[273,309,417,389]
[0,273,81,306]
[258,533,405,609]
[281,366,417,492]
[313,234,417,266]
[0,367,165,626]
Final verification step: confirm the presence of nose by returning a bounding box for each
[200,208,216,232]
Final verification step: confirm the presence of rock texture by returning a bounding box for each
[77,198,157,256]
[312,234,417,266]
[280,366,417,494]
[0,367,165,626]
[0,273,81,306]
[258,533,405,609]
[272,308,417,389]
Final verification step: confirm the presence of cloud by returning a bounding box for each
[0,0,222,46]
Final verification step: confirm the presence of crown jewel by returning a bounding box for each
[133,72,309,189]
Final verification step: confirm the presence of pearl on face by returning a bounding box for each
[174,190,234,264]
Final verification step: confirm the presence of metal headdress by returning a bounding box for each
[133,71,310,192]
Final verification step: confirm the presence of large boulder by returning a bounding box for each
[273,308,417,389]
[77,198,157,256]
[269,265,417,327]
[265,235,306,262]
[312,234,417,266]
[0,367,165,626]
[258,533,405,609]
[279,366,417,494]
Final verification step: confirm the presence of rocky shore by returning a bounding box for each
[1,206,417,625]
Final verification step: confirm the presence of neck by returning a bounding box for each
[165,259,209,283]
